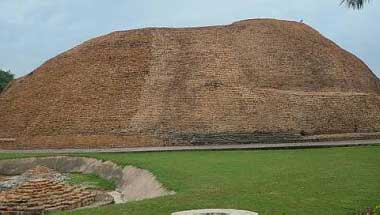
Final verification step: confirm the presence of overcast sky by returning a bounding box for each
[0,0,379,77]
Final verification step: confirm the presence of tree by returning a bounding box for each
[341,0,370,9]
[0,69,14,93]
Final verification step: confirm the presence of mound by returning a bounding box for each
[1,19,380,149]
[0,178,96,214]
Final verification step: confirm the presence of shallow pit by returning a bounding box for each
[0,156,174,214]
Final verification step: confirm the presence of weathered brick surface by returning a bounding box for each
[0,179,96,214]
[0,19,379,149]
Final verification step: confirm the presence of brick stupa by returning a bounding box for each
[1,19,380,149]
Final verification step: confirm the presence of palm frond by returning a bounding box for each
[341,0,370,9]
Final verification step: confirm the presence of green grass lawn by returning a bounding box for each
[1,146,379,215]
[65,173,116,190]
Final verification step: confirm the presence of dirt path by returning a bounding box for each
[0,139,379,154]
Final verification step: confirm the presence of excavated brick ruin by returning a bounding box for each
[1,19,380,149]
[0,166,97,215]
[0,180,95,214]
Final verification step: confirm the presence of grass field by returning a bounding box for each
[1,146,379,215]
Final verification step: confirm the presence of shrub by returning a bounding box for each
[0,69,14,93]
[376,205,380,214]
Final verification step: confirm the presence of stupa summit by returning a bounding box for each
[1,19,380,149]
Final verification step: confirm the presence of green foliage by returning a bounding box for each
[375,205,380,214]
[341,0,370,9]
[0,69,14,93]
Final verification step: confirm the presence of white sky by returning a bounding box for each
[0,0,379,77]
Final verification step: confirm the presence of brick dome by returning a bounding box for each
[1,19,380,148]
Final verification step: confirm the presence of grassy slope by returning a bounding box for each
[65,173,116,190]
[1,146,379,215]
